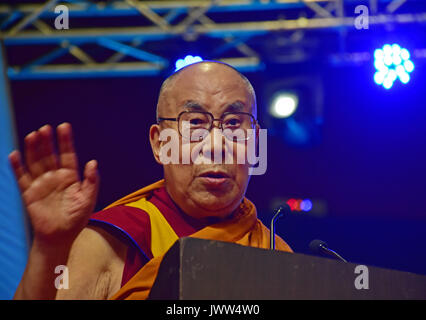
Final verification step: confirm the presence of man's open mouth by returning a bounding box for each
[198,171,230,187]
[199,171,230,179]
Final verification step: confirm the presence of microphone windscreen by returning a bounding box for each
[309,239,328,254]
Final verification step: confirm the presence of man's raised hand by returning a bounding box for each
[8,123,99,248]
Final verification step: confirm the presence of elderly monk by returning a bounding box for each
[10,61,292,300]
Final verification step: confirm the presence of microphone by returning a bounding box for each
[309,239,348,263]
[270,204,291,250]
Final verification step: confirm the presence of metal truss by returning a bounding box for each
[0,0,424,79]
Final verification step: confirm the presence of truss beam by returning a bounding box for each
[0,0,424,79]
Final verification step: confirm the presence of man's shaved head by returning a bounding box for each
[156,61,257,121]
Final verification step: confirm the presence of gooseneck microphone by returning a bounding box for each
[309,239,348,263]
[270,204,291,250]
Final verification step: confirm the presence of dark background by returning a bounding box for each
[6,4,426,275]
[10,58,426,275]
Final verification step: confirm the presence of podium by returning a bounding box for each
[148,238,426,300]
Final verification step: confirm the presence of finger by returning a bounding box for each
[81,160,99,210]
[57,122,79,171]
[8,150,33,192]
[38,124,59,172]
[24,130,45,178]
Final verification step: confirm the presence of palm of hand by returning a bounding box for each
[9,123,99,246]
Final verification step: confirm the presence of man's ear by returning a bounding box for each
[149,124,163,165]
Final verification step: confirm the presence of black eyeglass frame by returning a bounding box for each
[157,110,258,141]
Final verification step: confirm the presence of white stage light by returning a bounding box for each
[270,93,299,118]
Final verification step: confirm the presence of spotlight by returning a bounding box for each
[264,75,323,147]
[175,55,203,71]
[270,93,299,118]
[373,44,414,89]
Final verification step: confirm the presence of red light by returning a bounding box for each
[287,198,303,211]
[286,199,296,211]
[287,198,312,212]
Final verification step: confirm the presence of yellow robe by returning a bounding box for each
[107,180,292,300]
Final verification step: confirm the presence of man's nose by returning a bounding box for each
[202,126,226,164]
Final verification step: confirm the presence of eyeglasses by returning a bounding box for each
[158,110,257,142]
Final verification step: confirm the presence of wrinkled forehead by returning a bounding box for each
[158,62,256,117]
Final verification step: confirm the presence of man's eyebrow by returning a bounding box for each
[182,100,205,111]
[181,100,247,113]
[225,101,246,112]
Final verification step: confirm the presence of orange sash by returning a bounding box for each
[107,180,292,300]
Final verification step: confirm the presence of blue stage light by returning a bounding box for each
[391,44,401,53]
[301,199,313,212]
[373,44,414,89]
[400,48,410,61]
[175,55,203,71]
[403,60,414,73]
[400,72,410,84]
[374,71,386,85]
[374,49,384,60]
